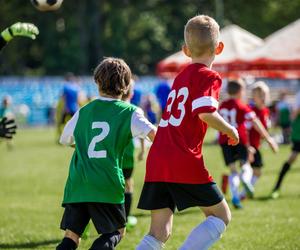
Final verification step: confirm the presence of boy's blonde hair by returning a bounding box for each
[252,81,270,104]
[184,15,220,57]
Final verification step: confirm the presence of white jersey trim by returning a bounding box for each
[60,110,79,146]
[192,96,219,111]
[131,107,156,138]
[245,111,256,120]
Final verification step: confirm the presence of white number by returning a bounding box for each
[88,122,110,158]
[159,87,189,127]
[219,108,237,128]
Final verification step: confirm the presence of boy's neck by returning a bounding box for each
[191,55,215,68]
[229,94,241,100]
[99,92,121,100]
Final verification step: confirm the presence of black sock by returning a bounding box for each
[124,192,132,218]
[274,162,291,191]
[56,237,77,250]
[89,231,121,250]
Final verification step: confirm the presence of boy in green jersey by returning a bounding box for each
[56,57,156,250]
[272,90,300,198]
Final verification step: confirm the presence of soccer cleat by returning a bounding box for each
[126,215,138,230]
[271,190,280,199]
[232,197,243,209]
[240,180,254,199]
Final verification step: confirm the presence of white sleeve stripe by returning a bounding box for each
[245,111,256,120]
[192,96,219,112]
[59,110,79,145]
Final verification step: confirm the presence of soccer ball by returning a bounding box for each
[31,0,63,11]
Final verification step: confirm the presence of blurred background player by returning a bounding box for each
[276,90,292,144]
[0,96,15,150]
[137,15,238,250]
[271,89,300,199]
[121,80,146,229]
[219,79,277,208]
[244,81,276,196]
[155,80,171,119]
[56,57,156,250]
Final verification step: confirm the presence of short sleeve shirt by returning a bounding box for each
[218,99,256,145]
[145,63,222,184]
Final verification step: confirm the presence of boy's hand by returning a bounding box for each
[227,126,239,146]
[0,117,17,139]
[1,22,39,42]
[266,137,278,153]
[248,146,256,163]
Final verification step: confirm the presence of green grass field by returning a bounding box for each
[0,128,300,250]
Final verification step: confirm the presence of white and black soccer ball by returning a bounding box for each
[31,0,63,11]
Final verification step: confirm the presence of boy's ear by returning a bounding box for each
[215,41,224,55]
[182,44,192,58]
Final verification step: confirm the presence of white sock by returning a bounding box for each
[179,216,226,250]
[136,235,165,250]
[240,163,253,184]
[251,175,258,186]
[229,173,240,199]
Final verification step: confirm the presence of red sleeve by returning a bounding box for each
[190,71,222,116]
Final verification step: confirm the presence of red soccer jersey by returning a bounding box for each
[145,63,222,184]
[218,99,256,145]
[248,105,270,149]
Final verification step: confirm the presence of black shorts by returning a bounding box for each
[292,140,300,152]
[60,202,126,235]
[122,168,134,179]
[221,143,248,166]
[137,182,224,212]
[251,149,263,168]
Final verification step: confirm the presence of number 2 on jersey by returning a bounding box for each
[88,122,110,158]
[159,87,189,127]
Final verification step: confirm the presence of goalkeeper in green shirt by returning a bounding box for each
[0,22,38,138]
[56,57,156,250]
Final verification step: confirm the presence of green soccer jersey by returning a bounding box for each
[60,96,155,204]
[122,140,135,169]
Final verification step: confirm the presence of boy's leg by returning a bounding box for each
[89,228,125,250]
[179,199,230,250]
[124,176,134,218]
[273,151,298,194]
[228,163,243,208]
[137,208,173,249]
[56,204,90,249]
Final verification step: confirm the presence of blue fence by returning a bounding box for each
[0,76,164,125]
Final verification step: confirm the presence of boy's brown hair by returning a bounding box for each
[94,57,132,97]
[184,15,220,57]
[227,79,245,96]
[252,81,270,103]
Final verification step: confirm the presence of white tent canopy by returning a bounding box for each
[241,19,300,61]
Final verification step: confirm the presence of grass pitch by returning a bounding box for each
[0,128,300,250]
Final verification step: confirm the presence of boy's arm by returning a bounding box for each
[252,117,278,153]
[59,111,79,146]
[199,111,239,145]
[131,108,157,142]
[138,138,145,161]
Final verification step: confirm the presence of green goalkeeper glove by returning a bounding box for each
[1,22,39,42]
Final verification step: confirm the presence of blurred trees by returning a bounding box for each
[0,0,299,76]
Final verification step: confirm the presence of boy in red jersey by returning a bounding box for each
[137,15,239,250]
[247,81,274,189]
[219,80,277,208]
